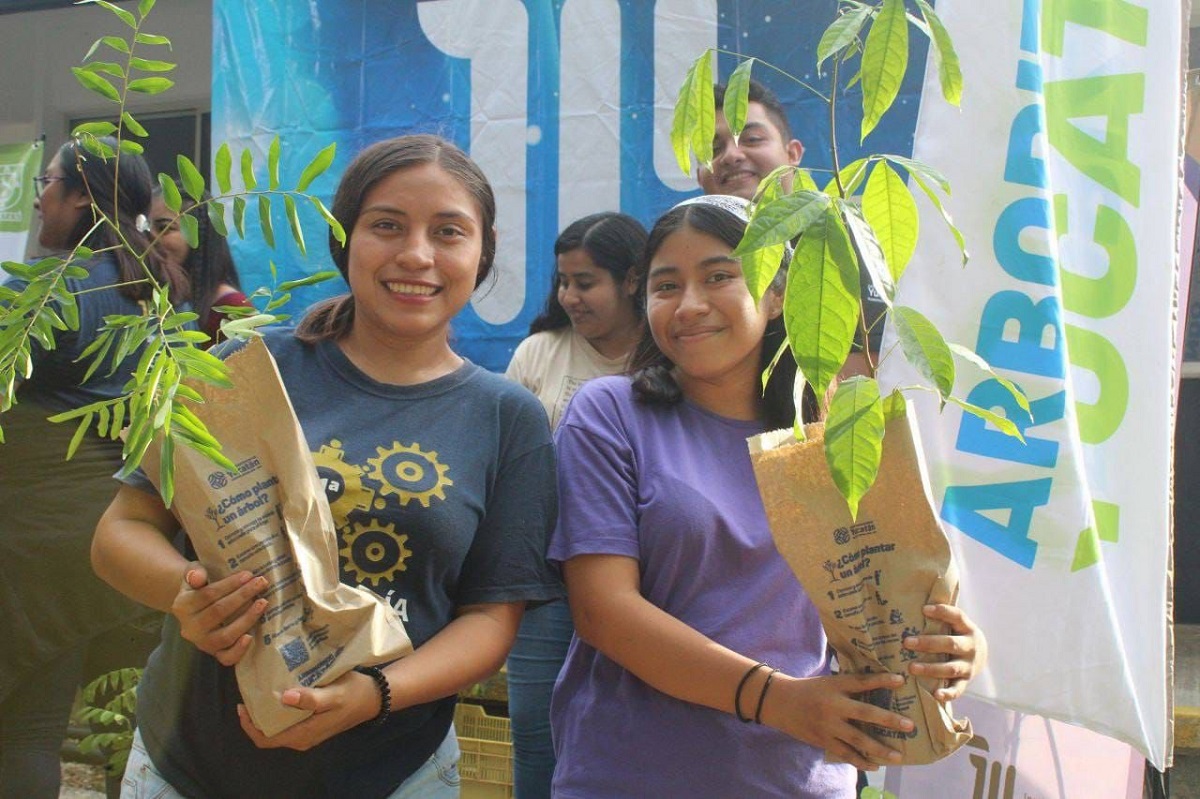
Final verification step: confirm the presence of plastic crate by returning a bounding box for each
[455,702,514,799]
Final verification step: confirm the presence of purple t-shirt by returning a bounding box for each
[548,376,855,798]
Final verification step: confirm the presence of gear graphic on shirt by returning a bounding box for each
[312,440,374,526]
[366,441,453,508]
[339,519,412,587]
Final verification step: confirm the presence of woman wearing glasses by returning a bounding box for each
[0,138,189,799]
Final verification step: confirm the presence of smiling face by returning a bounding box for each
[645,223,781,396]
[149,194,192,269]
[697,101,804,200]
[346,161,485,348]
[556,248,638,354]
[33,153,88,251]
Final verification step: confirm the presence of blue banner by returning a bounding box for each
[213,0,928,371]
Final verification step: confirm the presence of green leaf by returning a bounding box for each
[839,201,894,305]
[92,0,137,28]
[178,213,199,249]
[71,67,120,102]
[893,305,955,399]
[947,342,1031,415]
[138,0,157,17]
[734,190,830,255]
[127,77,174,95]
[258,196,275,248]
[882,388,907,421]
[824,376,885,519]
[817,4,873,72]
[793,169,821,194]
[65,413,94,460]
[948,395,1024,442]
[214,144,232,195]
[823,157,872,197]
[901,165,968,265]
[309,197,346,245]
[157,174,182,213]
[159,433,175,507]
[134,32,171,47]
[232,196,247,238]
[176,155,204,201]
[240,148,257,191]
[207,200,228,238]
[881,154,950,193]
[916,0,963,106]
[862,161,918,281]
[724,58,755,144]
[296,143,336,192]
[118,140,144,155]
[860,0,909,140]
[784,206,861,402]
[128,56,175,73]
[284,195,305,255]
[72,121,117,137]
[742,243,786,304]
[121,111,148,137]
[99,35,130,55]
[277,270,340,291]
[83,61,125,79]
[670,49,715,174]
[267,137,281,191]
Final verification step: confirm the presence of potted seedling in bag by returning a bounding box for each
[672,0,1028,765]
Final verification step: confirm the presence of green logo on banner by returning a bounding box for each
[0,142,42,234]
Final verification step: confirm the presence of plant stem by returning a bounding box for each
[72,279,151,297]
[829,56,846,198]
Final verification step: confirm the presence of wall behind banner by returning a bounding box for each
[212,0,928,371]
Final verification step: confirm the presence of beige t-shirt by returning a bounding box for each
[506,327,629,430]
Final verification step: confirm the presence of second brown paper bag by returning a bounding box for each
[749,408,972,765]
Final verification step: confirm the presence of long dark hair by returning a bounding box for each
[628,202,818,430]
[152,188,242,326]
[528,212,647,334]
[296,134,497,343]
[57,138,188,303]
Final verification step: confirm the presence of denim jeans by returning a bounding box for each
[505,598,573,799]
[0,647,85,799]
[121,725,461,798]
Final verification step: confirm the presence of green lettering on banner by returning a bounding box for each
[1065,324,1128,444]
[1041,0,1149,56]
[1045,73,1145,207]
[1072,499,1120,571]
[1054,194,1137,318]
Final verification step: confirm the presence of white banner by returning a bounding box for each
[881,0,1181,768]
[0,140,42,269]
[884,697,1144,799]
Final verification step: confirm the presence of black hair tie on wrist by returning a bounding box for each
[754,668,781,724]
[354,665,391,727]
[735,662,768,723]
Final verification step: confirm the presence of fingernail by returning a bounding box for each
[888,750,903,763]
[238,572,253,585]
[923,604,936,612]
[255,599,268,612]
[900,718,915,731]
[257,577,269,589]
[904,637,918,648]
[910,663,925,675]
[890,673,905,685]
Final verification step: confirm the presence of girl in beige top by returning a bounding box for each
[503,211,647,799]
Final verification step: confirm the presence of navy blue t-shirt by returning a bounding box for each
[128,328,562,799]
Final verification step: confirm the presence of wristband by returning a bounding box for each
[734,662,768,723]
[754,668,781,724]
[354,665,391,727]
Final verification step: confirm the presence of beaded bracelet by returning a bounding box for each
[734,662,768,723]
[754,668,781,724]
[354,665,391,727]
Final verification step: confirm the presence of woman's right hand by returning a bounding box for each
[761,671,911,771]
[171,566,269,666]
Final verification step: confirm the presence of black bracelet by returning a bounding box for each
[734,662,768,723]
[354,665,391,727]
[754,668,781,724]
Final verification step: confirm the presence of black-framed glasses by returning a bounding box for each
[32,175,64,199]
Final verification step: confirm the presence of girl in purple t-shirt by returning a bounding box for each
[548,196,987,798]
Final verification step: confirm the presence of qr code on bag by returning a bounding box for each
[280,638,309,671]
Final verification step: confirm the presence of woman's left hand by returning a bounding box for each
[237,669,381,751]
[902,604,988,703]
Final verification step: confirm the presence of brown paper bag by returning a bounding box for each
[143,338,412,736]
[749,408,972,765]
